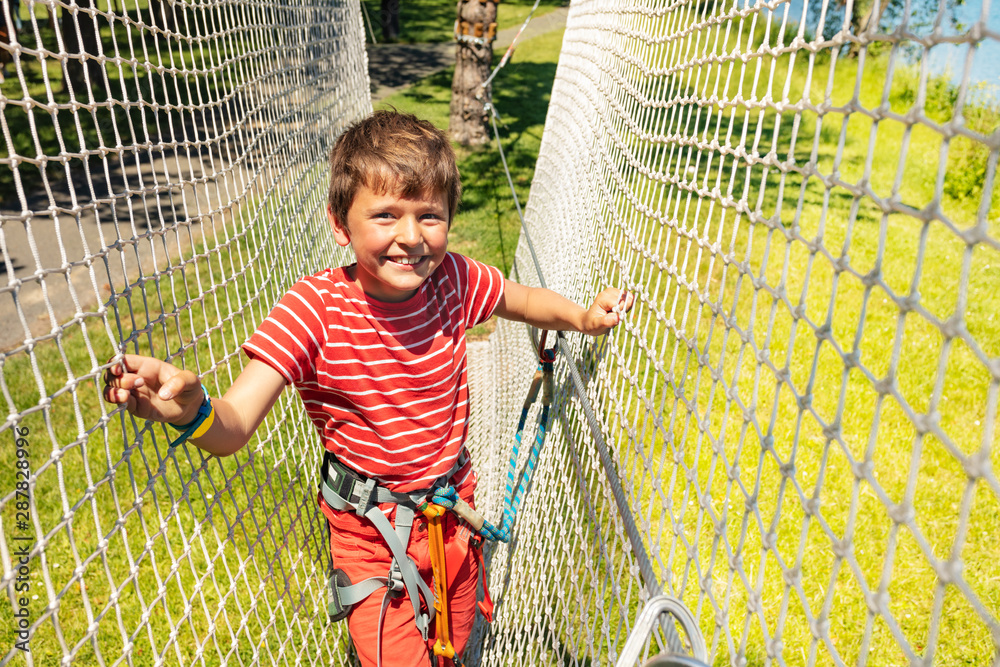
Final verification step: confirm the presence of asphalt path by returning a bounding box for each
[367,7,568,101]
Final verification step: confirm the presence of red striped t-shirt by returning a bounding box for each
[243,252,505,494]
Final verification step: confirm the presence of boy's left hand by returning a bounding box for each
[581,288,634,336]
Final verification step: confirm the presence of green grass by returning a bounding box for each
[360,0,565,44]
[587,27,1000,667]
[0,16,564,661]
[3,3,998,665]
[0,0,355,203]
[0,158,358,663]
[381,14,999,667]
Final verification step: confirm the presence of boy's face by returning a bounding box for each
[328,184,449,303]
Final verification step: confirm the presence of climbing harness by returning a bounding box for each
[430,330,555,542]
[320,450,474,665]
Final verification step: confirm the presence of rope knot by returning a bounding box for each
[430,486,459,509]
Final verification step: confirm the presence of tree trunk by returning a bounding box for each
[848,0,887,56]
[147,0,176,34]
[857,0,887,36]
[449,0,498,146]
[380,0,399,42]
[61,0,105,96]
[0,5,12,70]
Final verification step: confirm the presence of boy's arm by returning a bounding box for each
[495,280,633,336]
[103,355,286,457]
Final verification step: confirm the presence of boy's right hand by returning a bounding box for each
[103,354,204,425]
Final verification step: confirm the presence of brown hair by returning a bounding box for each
[327,110,461,226]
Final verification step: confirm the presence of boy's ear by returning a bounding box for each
[327,206,351,247]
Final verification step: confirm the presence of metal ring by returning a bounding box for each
[614,595,709,667]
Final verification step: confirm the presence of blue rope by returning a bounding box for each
[431,351,554,543]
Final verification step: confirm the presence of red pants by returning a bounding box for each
[323,501,481,667]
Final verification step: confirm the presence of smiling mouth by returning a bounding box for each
[386,256,424,266]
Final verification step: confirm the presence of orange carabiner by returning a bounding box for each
[421,503,456,661]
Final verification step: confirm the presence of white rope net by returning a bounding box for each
[473,0,999,664]
[2,0,998,664]
[0,0,370,663]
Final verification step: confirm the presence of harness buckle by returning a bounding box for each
[387,561,405,594]
[356,477,377,517]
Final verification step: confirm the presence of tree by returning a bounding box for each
[61,0,106,96]
[0,4,13,74]
[844,0,889,55]
[807,0,916,52]
[449,0,498,146]
[807,0,958,56]
[147,0,176,33]
[380,0,400,42]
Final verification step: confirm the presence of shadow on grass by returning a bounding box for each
[361,0,457,44]
[458,59,557,213]
[361,0,563,44]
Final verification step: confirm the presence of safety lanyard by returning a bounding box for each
[430,331,556,543]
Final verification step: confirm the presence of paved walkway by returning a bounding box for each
[368,6,568,101]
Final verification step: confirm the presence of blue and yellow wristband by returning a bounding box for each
[168,384,215,447]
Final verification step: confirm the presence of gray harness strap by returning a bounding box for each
[335,576,387,607]
[365,503,433,638]
[320,450,469,647]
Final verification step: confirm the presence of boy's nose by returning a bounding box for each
[395,216,422,246]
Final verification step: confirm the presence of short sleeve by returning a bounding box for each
[454,254,505,329]
[242,279,326,385]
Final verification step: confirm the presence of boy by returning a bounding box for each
[103,111,631,666]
